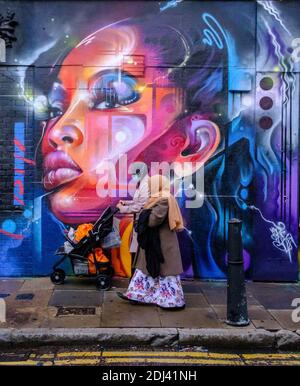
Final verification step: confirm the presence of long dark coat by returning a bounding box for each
[135,199,183,277]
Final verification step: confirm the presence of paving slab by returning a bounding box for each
[101,292,161,327]
[54,277,99,291]
[0,279,25,293]
[251,319,282,330]
[3,306,57,328]
[290,284,300,296]
[184,294,210,308]
[212,305,277,321]
[42,315,101,328]
[201,288,227,305]
[110,277,130,290]
[20,278,54,291]
[246,290,263,306]
[248,306,276,320]
[4,308,33,328]
[49,290,103,307]
[158,307,222,328]
[182,282,204,293]
[198,281,227,290]
[247,283,298,309]
[211,305,229,320]
[182,285,203,294]
[268,310,300,331]
[53,277,130,291]
[6,290,53,309]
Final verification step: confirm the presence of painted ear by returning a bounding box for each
[131,115,220,177]
[173,115,220,177]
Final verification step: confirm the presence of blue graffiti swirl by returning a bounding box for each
[202,13,227,50]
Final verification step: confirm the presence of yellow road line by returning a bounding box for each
[103,351,240,359]
[53,358,101,366]
[0,360,53,366]
[244,360,300,366]
[243,353,300,360]
[40,354,56,359]
[1,351,300,366]
[56,352,102,358]
[104,357,244,365]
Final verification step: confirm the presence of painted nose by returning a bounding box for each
[48,124,83,149]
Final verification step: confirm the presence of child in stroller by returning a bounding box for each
[50,206,120,290]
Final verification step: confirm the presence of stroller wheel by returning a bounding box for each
[50,269,66,285]
[96,275,111,291]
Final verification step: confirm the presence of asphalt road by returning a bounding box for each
[0,346,300,366]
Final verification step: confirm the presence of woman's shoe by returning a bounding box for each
[116,292,139,304]
[116,292,153,306]
[158,304,186,311]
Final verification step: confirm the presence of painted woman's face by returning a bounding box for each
[41,25,220,224]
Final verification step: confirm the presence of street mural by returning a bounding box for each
[0,0,299,280]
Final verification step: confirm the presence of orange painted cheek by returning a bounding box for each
[72,111,110,176]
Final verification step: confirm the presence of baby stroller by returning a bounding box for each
[50,206,120,290]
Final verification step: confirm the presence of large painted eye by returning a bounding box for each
[89,70,141,109]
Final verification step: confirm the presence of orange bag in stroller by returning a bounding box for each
[74,224,109,274]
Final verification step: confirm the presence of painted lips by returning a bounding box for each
[43,151,82,190]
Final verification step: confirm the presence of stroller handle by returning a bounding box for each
[93,206,119,228]
[64,234,77,247]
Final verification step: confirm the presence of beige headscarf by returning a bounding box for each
[144,174,184,231]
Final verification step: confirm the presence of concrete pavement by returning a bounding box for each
[0,277,300,350]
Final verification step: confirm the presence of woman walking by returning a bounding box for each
[116,163,149,275]
[117,174,185,310]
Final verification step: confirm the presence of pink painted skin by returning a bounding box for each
[43,151,82,190]
[41,24,220,224]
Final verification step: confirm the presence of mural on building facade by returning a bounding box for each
[0,0,299,280]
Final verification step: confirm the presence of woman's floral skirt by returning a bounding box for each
[125,268,185,308]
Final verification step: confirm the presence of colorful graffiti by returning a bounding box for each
[0,0,299,280]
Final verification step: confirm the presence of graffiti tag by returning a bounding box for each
[249,206,296,263]
[270,222,297,261]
